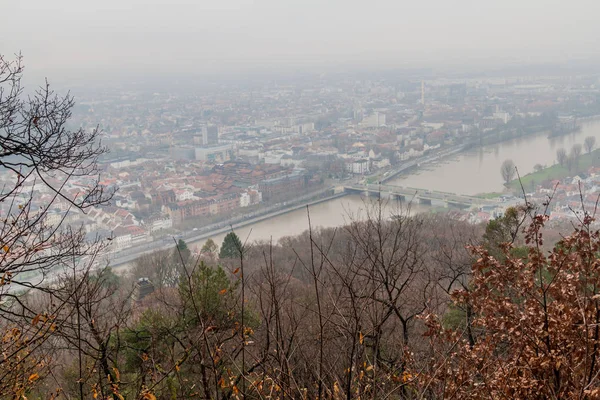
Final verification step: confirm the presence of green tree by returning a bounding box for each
[483,207,526,259]
[174,239,191,264]
[219,232,243,259]
[179,262,237,325]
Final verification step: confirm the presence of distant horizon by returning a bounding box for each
[14,56,600,92]
[6,0,600,89]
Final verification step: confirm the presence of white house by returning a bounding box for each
[146,215,173,232]
[346,159,370,175]
[175,188,195,201]
[372,158,391,169]
[111,231,132,252]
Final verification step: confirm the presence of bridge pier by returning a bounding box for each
[363,190,380,198]
[390,193,406,202]
[446,201,470,209]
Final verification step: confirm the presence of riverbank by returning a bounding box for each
[507,148,600,191]
[107,190,346,269]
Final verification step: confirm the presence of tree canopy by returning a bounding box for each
[219,232,243,259]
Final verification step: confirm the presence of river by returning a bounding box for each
[190,196,430,251]
[185,118,600,250]
[391,118,600,195]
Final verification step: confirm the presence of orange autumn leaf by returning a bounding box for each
[219,289,227,295]
[28,373,39,382]
[112,367,120,381]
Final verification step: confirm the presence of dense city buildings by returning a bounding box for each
[4,72,597,255]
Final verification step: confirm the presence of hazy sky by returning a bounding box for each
[2,0,600,81]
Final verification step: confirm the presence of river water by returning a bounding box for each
[190,118,600,250]
[192,196,430,251]
[392,119,600,195]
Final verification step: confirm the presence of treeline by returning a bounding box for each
[9,200,600,399]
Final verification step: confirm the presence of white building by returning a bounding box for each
[362,112,386,128]
[175,188,195,201]
[372,158,391,169]
[146,215,173,233]
[111,232,132,252]
[493,111,511,124]
[239,189,262,207]
[296,122,315,134]
[346,159,370,175]
[195,144,235,162]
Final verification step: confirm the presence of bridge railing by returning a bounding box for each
[349,184,500,205]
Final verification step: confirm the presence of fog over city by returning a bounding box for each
[4,0,600,81]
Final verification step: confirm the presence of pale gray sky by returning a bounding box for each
[2,0,599,80]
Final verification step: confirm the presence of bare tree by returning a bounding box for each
[0,53,113,292]
[131,249,180,288]
[51,266,130,399]
[569,143,583,172]
[584,136,596,154]
[500,159,516,184]
[556,147,567,166]
[571,143,583,159]
[0,53,113,395]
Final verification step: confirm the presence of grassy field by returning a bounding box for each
[474,192,505,199]
[507,149,600,191]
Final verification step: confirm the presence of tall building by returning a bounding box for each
[362,112,386,128]
[202,125,219,145]
[193,125,219,146]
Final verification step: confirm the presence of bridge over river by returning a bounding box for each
[344,183,501,209]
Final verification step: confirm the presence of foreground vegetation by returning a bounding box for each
[9,194,600,399]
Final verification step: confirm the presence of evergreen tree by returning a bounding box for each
[219,232,243,259]
[483,206,527,260]
[174,239,191,264]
